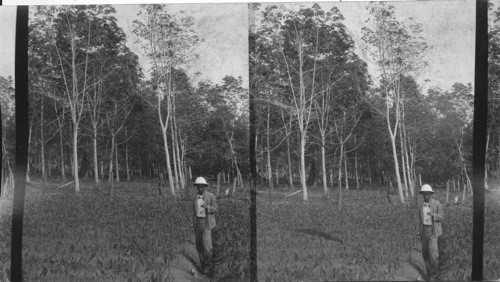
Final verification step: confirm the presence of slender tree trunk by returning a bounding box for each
[385,83,404,203]
[161,128,175,195]
[498,130,500,173]
[125,143,130,181]
[462,182,467,202]
[344,150,349,190]
[267,101,273,202]
[286,128,294,190]
[300,133,308,203]
[176,130,186,190]
[59,115,65,181]
[40,98,46,191]
[321,132,328,194]
[405,137,414,197]
[115,139,120,182]
[72,120,80,193]
[485,128,491,189]
[93,123,99,185]
[338,143,344,210]
[338,145,343,191]
[217,173,220,195]
[172,112,185,191]
[171,122,180,192]
[330,169,334,188]
[399,124,408,198]
[390,134,404,203]
[355,149,360,189]
[108,135,115,184]
[446,180,450,203]
[26,123,32,184]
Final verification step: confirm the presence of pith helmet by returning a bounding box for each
[420,184,434,194]
[194,177,209,186]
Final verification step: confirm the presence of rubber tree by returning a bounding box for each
[133,4,198,195]
[362,2,429,203]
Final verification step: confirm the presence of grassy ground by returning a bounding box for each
[0,193,12,280]
[257,183,476,281]
[484,180,500,280]
[0,177,249,281]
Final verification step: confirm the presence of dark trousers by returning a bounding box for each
[421,225,439,278]
[195,217,213,268]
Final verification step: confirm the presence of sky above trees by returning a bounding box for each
[0,0,474,92]
[257,0,475,92]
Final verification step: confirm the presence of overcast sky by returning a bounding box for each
[1,0,475,93]
[114,4,249,88]
[256,0,475,93]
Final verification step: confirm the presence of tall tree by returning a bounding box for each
[29,5,130,193]
[362,2,429,203]
[133,4,198,195]
[256,3,359,203]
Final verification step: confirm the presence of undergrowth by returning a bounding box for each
[257,187,473,281]
[0,179,249,280]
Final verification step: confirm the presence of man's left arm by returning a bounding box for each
[432,201,444,221]
[205,194,218,214]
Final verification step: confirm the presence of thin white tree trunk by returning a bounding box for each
[267,101,273,202]
[40,98,46,190]
[355,150,360,189]
[115,139,120,182]
[176,128,186,190]
[286,128,294,190]
[390,134,403,203]
[171,121,180,192]
[338,143,344,209]
[59,115,65,180]
[300,133,308,203]
[72,120,80,192]
[108,135,115,184]
[344,150,349,190]
[161,128,175,195]
[485,128,491,189]
[26,123,32,183]
[93,124,99,185]
[321,133,328,194]
[399,124,408,198]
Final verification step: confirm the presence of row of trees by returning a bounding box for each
[0,5,249,198]
[250,2,474,204]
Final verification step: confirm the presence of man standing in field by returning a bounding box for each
[193,177,218,274]
[417,184,444,281]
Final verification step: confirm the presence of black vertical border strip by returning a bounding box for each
[472,0,487,280]
[248,3,257,281]
[11,5,29,282]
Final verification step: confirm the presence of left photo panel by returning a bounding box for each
[1,4,250,280]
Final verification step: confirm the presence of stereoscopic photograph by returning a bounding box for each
[0,0,499,281]
[1,3,250,280]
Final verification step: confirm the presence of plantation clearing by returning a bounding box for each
[257,184,476,281]
[0,178,249,281]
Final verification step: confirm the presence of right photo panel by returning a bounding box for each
[486,1,500,281]
[250,1,481,280]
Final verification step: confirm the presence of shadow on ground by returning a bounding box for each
[296,228,344,244]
